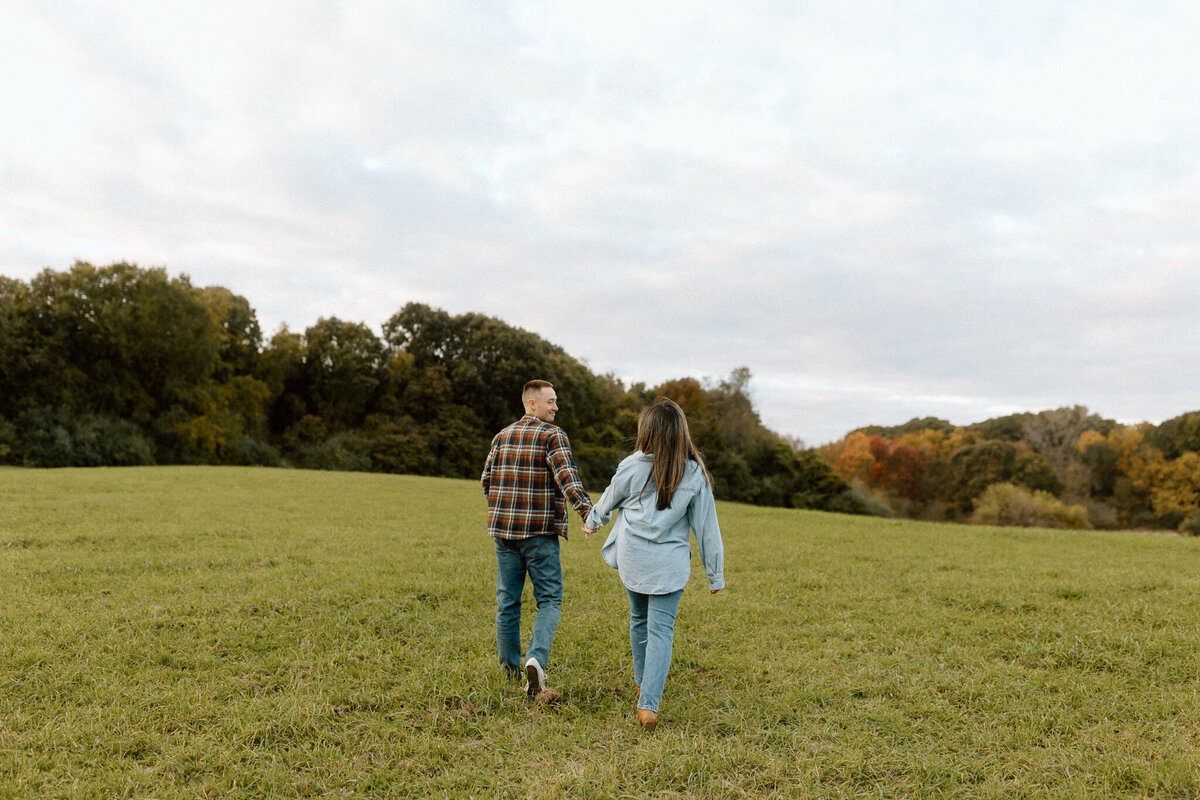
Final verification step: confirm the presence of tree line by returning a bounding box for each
[5,262,1197,532]
[818,407,1200,533]
[0,262,857,513]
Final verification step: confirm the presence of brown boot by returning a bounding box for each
[636,708,657,732]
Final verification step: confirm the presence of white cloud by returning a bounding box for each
[3,0,1200,446]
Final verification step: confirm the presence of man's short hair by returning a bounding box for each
[522,380,554,403]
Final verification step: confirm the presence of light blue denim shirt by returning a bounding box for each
[586,452,725,595]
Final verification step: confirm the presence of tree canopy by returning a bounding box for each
[823,407,1200,532]
[1,262,859,513]
[6,262,1199,530]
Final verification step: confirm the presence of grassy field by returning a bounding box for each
[2,466,1200,799]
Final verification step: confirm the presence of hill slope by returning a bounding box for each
[3,467,1199,797]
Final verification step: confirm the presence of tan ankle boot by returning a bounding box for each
[636,708,657,732]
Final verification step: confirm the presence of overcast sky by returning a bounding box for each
[3,1,1199,445]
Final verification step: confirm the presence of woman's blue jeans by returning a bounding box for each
[495,535,563,679]
[627,588,684,713]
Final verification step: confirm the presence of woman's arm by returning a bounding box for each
[584,483,616,532]
[689,482,725,591]
[584,462,632,531]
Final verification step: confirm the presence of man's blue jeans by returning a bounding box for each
[495,535,563,679]
[627,588,684,713]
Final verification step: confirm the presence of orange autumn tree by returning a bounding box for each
[828,431,933,505]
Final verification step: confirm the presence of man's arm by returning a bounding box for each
[481,440,496,496]
[545,430,593,518]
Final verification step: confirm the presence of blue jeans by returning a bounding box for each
[627,588,684,713]
[495,535,563,679]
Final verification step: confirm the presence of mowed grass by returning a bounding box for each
[2,468,1200,799]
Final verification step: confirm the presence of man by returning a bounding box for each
[481,379,593,698]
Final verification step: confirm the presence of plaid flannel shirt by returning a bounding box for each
[481,415,593,540]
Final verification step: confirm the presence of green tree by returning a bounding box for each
[968,412,1035,442]
[258,326,310,444]
[14,408,155,467]
[947,440,1061,514]
[2,263,283,465]
[1149,411,1200,460]
[708,367,761,451]
[383,302,608,437]
[174,376,276,465]
[303,317,387,431]
[1078,433,1121,499]
[381,302,620,483]
[201,286,263,379]
[0,276,31,419]
[21,262,221,426]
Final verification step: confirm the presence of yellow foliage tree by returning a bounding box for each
[833,432,874,485]
[1150,451,1200,519]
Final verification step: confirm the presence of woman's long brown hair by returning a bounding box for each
[635,397,713,510]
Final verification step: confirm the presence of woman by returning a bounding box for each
[583,397,725,732]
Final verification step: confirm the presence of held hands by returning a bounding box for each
[581,523,598,541]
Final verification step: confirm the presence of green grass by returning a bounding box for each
[2,466,1200,798]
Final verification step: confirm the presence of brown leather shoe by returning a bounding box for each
[636,708,657,732]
